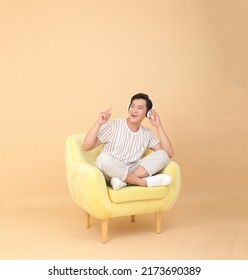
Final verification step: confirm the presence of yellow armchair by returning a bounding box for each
[65,133,181,243]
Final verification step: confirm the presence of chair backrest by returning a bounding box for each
[65,133,102,167]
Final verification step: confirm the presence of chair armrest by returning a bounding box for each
[67,160,114,219]
[159,160,181,210]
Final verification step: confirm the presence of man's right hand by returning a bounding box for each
[83,108,112,151]
[98,108,112,125]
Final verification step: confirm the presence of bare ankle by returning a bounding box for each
[140,178,147,187]
[125,171,147,186]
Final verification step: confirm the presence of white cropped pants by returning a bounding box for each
[96,150,169,182]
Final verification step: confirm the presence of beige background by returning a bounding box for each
[0,0,247,259]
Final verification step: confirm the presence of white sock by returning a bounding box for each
[145,174,172,187]
[110,178,127,190]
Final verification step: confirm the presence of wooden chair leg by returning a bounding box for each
[131,215,136,222]
[84,211,91,228]
[155,211,162,234]
[101,219,109,244]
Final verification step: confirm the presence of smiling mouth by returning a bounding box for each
[131,114,138,118]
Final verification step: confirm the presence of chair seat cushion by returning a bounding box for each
[107,185,169,203]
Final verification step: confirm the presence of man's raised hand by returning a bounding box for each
[98,108,112,125]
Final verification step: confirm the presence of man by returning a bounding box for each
[83,93,174,190]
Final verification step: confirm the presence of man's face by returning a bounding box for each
[128,98,147,124]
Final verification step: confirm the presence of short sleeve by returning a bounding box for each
[97,121,112,144]
[147,128,160,149]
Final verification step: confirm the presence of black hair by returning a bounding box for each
[130,93,153,113]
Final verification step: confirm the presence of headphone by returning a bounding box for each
[127,102,153,118]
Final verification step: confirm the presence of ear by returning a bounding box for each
[146,105,153,118]
[127,102,131,111]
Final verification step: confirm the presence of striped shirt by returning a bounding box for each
[97,118,159,165]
